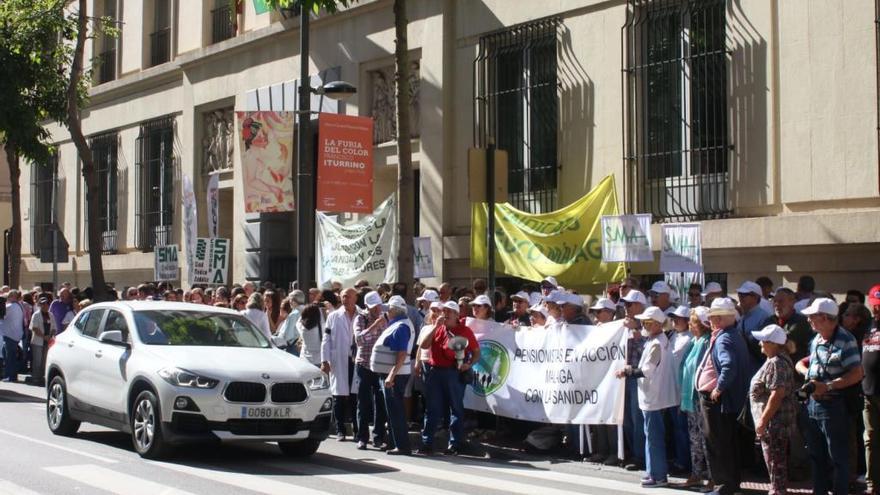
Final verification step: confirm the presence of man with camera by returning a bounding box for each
[417,301,480,456]
[795,298,864,495]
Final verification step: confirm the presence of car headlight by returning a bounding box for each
[158,367,219,389]
[307,375,329,390]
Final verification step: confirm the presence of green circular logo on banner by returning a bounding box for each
[471,340,510,397]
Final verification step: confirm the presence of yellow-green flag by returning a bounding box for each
[471,175,625,288]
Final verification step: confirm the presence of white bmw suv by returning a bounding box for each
[45,301,332,459]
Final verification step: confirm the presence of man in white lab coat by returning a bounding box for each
[321,287,358,440]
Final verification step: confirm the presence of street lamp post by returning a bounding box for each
[294,8,356,290]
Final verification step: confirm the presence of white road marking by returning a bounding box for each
[0,428,118,464]
[45,464,195,495]
[0,479,44,495]
[149,460,333,495]
[267,460,464,495]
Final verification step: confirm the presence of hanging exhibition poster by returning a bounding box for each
[316,112,374,214]
[237,111,296,213]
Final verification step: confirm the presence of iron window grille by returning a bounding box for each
[30,155,58,257]
[135,117,175,251]
[86,132,119,254]
[475,17,560,214]
[622,0,731,222]
[211,1,236,44]
[150,0,171,67]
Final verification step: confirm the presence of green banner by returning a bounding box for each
[253,0,271,15]
[471,175,626,288]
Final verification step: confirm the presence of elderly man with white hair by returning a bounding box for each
[695,298,753,495]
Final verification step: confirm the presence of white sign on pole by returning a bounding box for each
[413,236,434,279]
[316,195,398,288]
[182,175,198,280]
[154,245,180,281]
[660,223,703,273]
[463,318,628,425]
[190,238,230,286]
[207,173,220,238]
[601,214,653,263]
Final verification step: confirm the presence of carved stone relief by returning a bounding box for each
[202,108,234,174]
[368,60,420,144]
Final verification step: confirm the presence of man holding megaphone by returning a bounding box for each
[417,301,481,456]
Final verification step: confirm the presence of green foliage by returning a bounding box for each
[259,0,352,15]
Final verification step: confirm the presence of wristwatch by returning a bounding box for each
[825,381,834,391]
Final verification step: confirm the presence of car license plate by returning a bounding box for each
[240,406,293,419]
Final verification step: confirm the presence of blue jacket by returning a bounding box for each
[711,324,751,415]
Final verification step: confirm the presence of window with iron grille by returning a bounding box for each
[30,155,58,257]
[86,132,118,254]
[135,117,175,251]
[622,0,730,222]
[150,0,171,67]
[211,0,236,44]
[475,18,560,214]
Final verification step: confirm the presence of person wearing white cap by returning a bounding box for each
[620,289,648,471]
[648,281,676,314]
[794,298,863,495]
[352,291,389,450]
[667,305,694,475]
[678,307,712,489]
[528,304,549,327]
[416,289,439,316]
[616,306,677,488]
[701,282,724,307]
[736,281,772,366]
[589,297,617,324]
[507,291,532,327]
[417,300,480,456]
[471,294,493,321]
[543,291,565,326]
[540,276,558,296]
[561,293,590,325]
[748,324,797,495]
[370,296,415,455]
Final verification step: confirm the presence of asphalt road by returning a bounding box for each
[0,381,683,495]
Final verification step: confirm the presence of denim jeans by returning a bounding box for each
[623,376,645,463]
[356,365,387,444]
[865,395,880,491]
[2,337,19,381]
[644,409,668,482]
[671,407,692,471]
[806,396,850,495]
[380,373,410,452]
[422,367,465,448]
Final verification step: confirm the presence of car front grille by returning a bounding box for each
[270,382,308,403]
[224,382,266,403]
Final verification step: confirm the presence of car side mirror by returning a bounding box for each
[99,330,129,347]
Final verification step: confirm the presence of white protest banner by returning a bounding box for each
[464,318,627,425]
[660,223,703,273]
[665,271,705,303]
[316,195,398,287]
[601,214,653,263]
[207,173,220,238]
[413,236,434,279]
[190,238,230,285]
[154,245,180,281]
[182,175,198,280]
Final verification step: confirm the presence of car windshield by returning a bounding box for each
[134,310,270,348]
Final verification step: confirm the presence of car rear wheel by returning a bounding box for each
[131,390,171,459]
[278,439,321,457]
[47,376,80,436]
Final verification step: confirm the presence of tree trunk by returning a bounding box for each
[393,0,414,301]
[6,146,21,289]
[67,0,108,301]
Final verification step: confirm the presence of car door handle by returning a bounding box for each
[94,350,102,358]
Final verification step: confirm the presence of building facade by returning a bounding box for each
[17,0,880,297]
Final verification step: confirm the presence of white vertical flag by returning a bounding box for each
[207,174,220,238]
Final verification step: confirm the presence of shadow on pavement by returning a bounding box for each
[0,388,44,403]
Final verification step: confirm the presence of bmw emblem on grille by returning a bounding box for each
[261,373,271,380]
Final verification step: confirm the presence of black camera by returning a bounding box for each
[796,381,816,402]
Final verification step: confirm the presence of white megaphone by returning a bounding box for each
[447,335,469,369]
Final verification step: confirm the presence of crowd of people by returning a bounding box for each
[0,275,879,494]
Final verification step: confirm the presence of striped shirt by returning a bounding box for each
[354,312,385,366]
[807,326,861,383]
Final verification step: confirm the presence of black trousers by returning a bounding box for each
[701,397,743,495]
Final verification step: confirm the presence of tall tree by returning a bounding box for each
[392,0,414,300]
[0,0,78,289]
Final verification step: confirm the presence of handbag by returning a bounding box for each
[737,401,754,432]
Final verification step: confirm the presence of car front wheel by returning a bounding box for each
[278,439,321,457]
[47,376,80,436]
[131,390,170,459]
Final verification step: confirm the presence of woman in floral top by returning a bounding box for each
[749,324,798,495]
